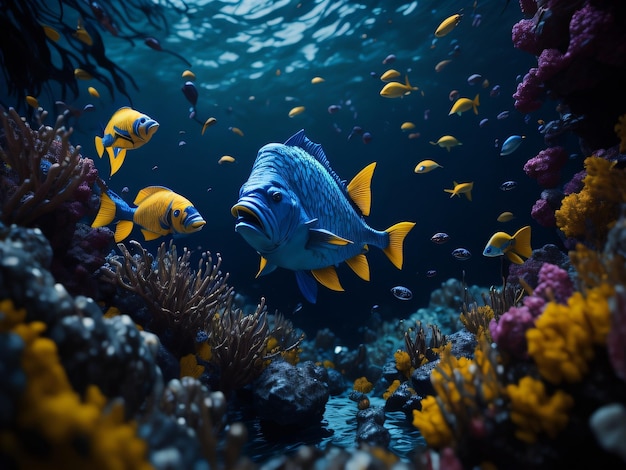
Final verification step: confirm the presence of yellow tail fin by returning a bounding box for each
[91,192,116,228]
[512,225,532,260]
[383,221,415,269]
[472,94,480,114]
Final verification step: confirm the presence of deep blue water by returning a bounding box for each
[5,0,579,346]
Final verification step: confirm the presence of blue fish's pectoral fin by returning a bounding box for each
[141,229,163,241]
[347,162,376,216]
[295,270,318,304]
[256,256,277,277]
[311,266,344,293]
[114,220,134,243]
[383,221,416,269]
[307,228,353,248]
[109,148,127,177]
[345,253,370,281]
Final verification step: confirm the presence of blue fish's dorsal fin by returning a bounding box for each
[295,270,318,304]
[284,129,345,191]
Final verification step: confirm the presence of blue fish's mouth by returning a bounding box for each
[183,207,206,231]
[232,199,266,232]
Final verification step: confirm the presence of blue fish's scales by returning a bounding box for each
[232,130,415,302]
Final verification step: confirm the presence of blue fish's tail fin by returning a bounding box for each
[472,94,480,114]
[91,189,135,242]
[383,221,415,269]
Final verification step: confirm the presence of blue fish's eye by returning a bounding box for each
[139,117,146,123]
[173,209,181,217]
[271,191,282,202]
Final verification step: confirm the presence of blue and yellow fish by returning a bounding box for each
[482,225,532,264]
[231,129,415,303]
[95,107,159,177]
[92,186,205,242]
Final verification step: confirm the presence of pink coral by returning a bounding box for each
[534,263,574,304]
[490,306,535,358]
[523,146,568,188]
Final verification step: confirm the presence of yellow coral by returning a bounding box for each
[383,379,401,400]
[412,395,454,448]
[0,298,26,332]
[394,349,413,378]
[615,113,626,153]
[526,283,613,384]
[1,318,153,469]
[506,376,574,443]
[180,353,205,379]
[556,156,626,247]
[353,376,374,393]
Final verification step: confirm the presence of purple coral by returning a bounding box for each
[523,146,569,188]
[534,263,574,304]
[490,306,535,358]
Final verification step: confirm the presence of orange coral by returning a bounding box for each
[353,376,374,393]
[394,349,413,378]
[383,379,401,400]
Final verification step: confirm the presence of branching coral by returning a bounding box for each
[412,339,502,449]
[526,283,614,384]
[101,240,232,357]
[0,107,94,226]
[207,297,270,397]
[403,321,445,371]
[556,156,626,248]
[506,376,574,444]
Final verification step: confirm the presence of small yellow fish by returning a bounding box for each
[201,117,217,135]
[379,75,418,98]
[88,86,100,98]
[429,135,462,151]
[218,155,236,164]
[401,122,415,131]
[230,127,244,137]
[182,69,196,80]
[74,68,93,80]
[449,94,480,116]
[92,186,205,243]
[26,95,39,108]
[94,107,159,177]
[444,181,473,201]
[497,211,515,222]
[42,25,60,42]
[435,14,462,37]
[414,160,443,174]
[311,76,325,84]
[74,17,93,46]
[289,106,306,118]
[483,226,532,264]
[380,69,401,82]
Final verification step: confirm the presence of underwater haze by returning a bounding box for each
[6,0,569,342]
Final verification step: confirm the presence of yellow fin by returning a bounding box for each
[114,220,134,242]
[91,192,116,228]
[506,251,525,264]
[256,256,267,278]
[134,186,170,205]
[95,136,104,158]
[464,189,472,201]
[347,162,376,216]
[109,148,127,176]
[383,221,415,269]
[311,266,344,292]
[345,253,370,281]
[141,229,162,241]
[511,225,532,260]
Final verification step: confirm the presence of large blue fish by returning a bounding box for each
[231,130,415,303]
